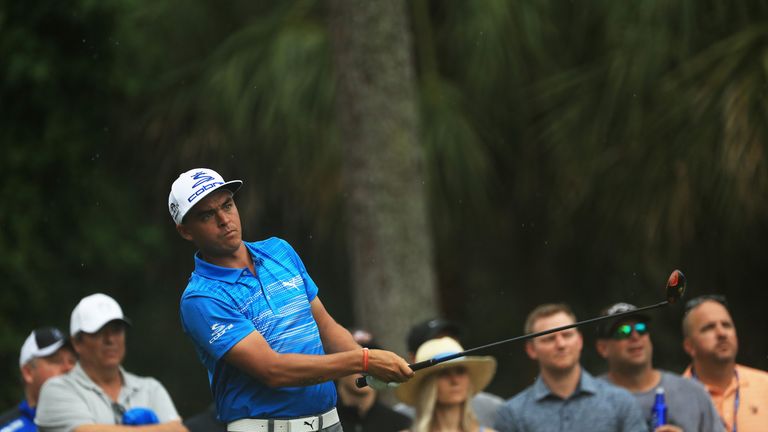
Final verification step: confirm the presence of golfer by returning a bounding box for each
[169,168,413,431]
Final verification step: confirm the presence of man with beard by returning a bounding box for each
[682,295,768,432]
[495,303,646,432]
[595,303,720,432]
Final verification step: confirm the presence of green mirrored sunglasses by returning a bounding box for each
[613,322,648,340]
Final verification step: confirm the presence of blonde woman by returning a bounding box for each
[395,337,498,432]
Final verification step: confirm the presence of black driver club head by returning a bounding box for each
[666,269,686,303]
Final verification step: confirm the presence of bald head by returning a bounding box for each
[682,299,738,365]
[682,298,730,336]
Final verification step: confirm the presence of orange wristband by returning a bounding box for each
[362,348,369,372]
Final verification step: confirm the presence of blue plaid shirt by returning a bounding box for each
[495,368,647,432]
[180,237,336,422]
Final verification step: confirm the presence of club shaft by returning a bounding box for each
[356,300,669,387]
[411,300,668,370]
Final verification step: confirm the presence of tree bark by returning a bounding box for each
[327,0,438,355]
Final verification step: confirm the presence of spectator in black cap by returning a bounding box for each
[405,319,463,359]
[336,328,412,432]
[0,327,77,432]
[394,318,504,427]
[595,302,720,432]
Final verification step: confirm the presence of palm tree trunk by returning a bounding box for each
[327,0,438,354]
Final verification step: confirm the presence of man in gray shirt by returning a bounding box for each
[35,293,187,432]
[496,303,646,432]
[595,302,722,432]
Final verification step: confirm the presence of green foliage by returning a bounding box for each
[3,0,768,412]
[0,0,163,406]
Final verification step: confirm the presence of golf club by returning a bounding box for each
[356,269,686,388]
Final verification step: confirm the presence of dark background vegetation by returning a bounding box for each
[2,0,768,417]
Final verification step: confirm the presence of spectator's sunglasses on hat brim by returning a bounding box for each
[612,322,648,340]
[683,295,728,317]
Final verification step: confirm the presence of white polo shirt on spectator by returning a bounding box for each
[35,363,180,432]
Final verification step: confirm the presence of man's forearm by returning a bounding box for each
[236,349,364,387]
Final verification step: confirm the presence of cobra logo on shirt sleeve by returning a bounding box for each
[209,322,234,344]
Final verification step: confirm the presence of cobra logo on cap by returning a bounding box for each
[186,171,224,203]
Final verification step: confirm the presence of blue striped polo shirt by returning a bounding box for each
[179,237,336,422]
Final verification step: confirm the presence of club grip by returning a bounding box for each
[355,357,438,388]
[408,358,436,371]
[355,376,368,388]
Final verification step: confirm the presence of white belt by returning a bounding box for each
[227,408,339,432]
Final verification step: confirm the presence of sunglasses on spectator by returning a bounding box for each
[613,322,648,339]
[683,295,728,317]
[112,402,126,424]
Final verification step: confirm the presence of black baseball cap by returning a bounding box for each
[406,318,463,353]
[19,327,71,367]
[595,303,652,339]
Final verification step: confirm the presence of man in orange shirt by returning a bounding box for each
[682,295,768,432]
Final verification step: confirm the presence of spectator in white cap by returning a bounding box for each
[394,337,498,432]
[35,293,188,432]
[0,327,76,432]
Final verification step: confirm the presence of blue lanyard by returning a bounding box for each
[692,368,739,432]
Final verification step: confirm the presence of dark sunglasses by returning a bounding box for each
[613,322,648,339]
[112,402,126,424]
[683,295,728,316]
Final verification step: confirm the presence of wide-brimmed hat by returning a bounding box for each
[395,337,496,406]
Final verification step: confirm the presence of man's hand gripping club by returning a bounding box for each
[359,348,414,390]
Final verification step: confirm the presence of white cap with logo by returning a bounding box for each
[168,168,243,225]
[19,327,69,367]
[70,293,131,337]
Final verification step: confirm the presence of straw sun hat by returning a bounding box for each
[395,337,497,406]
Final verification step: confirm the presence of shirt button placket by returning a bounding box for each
[560,400,571,432]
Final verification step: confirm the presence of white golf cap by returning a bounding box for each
[70,293,131,336]
[168,168,243,224]
[19,327,69,367]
